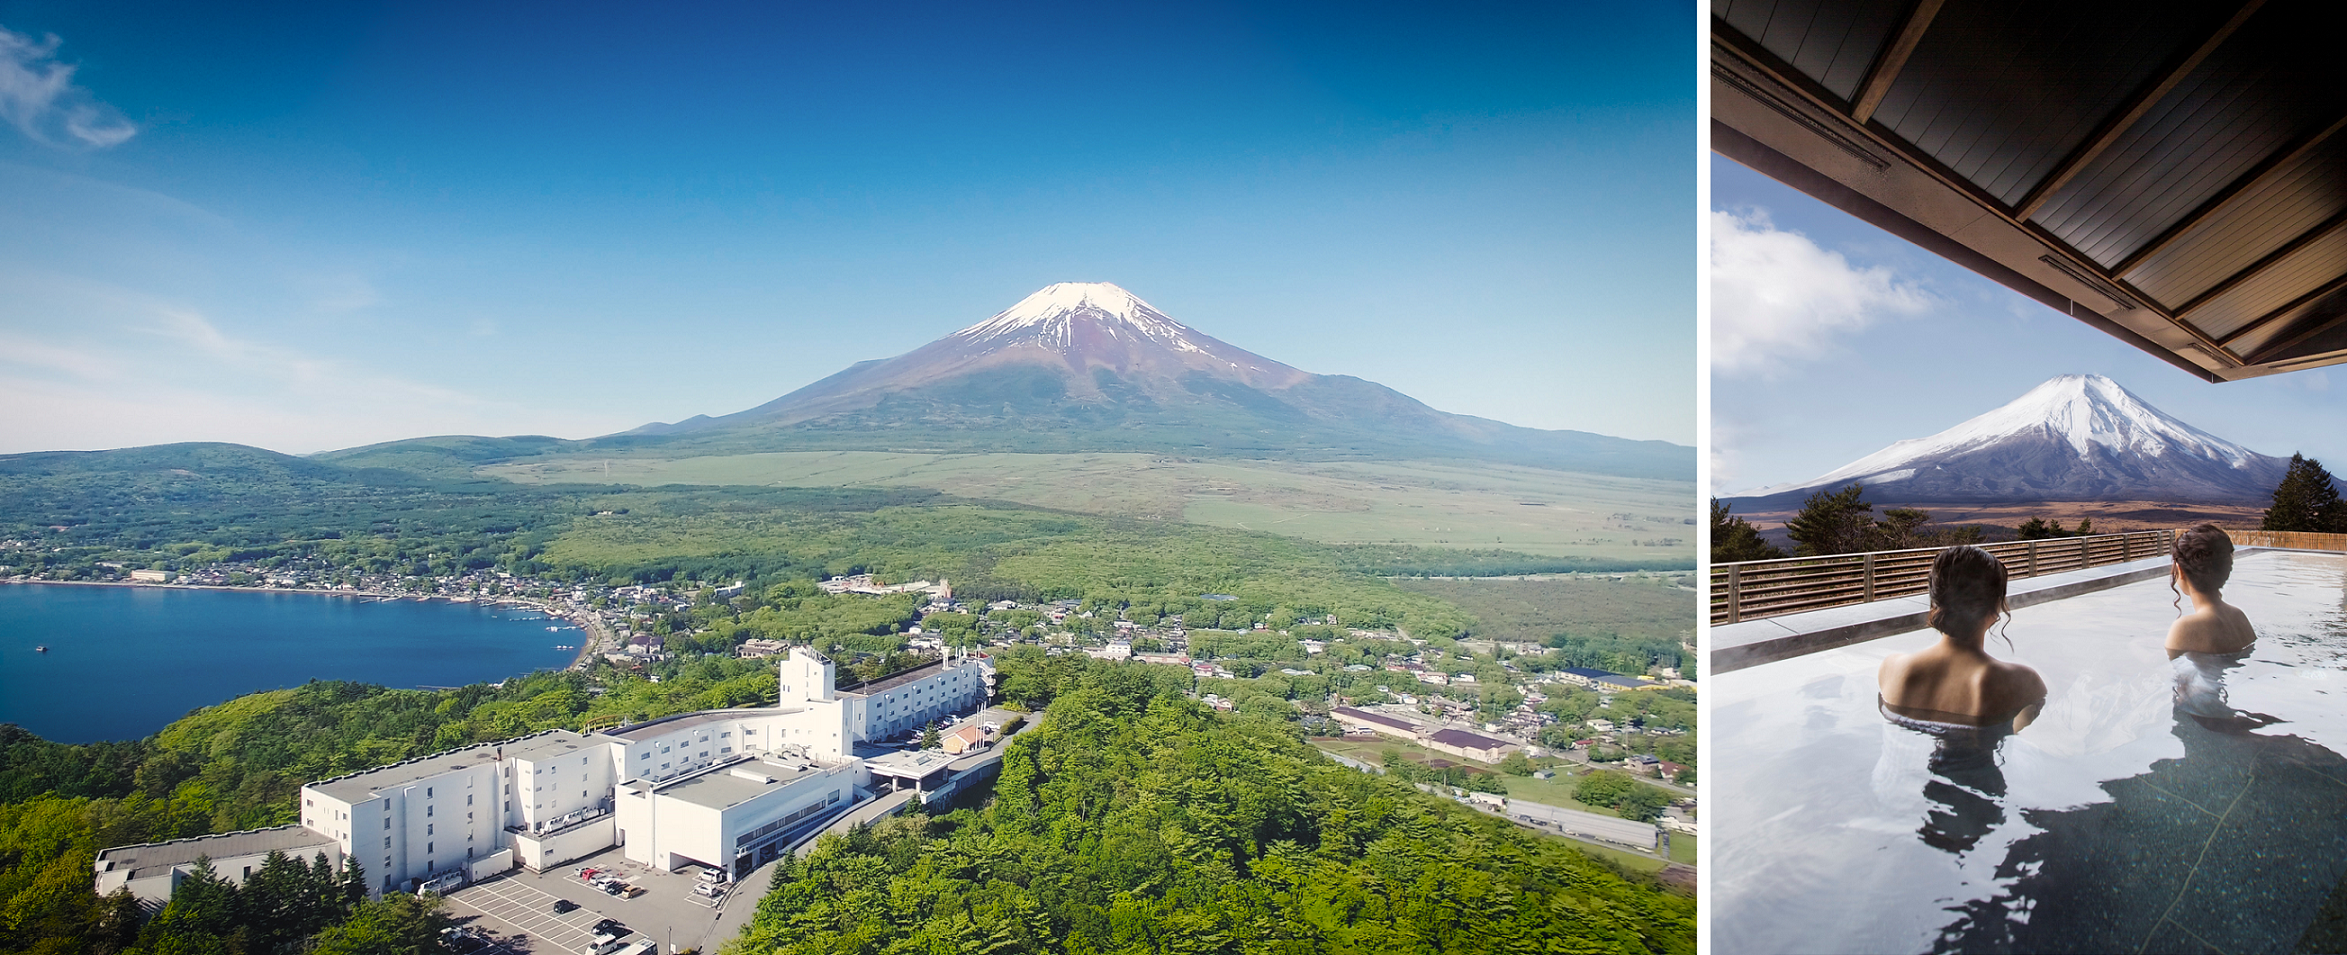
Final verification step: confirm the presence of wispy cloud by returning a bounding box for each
[0,26,136,148]
[1711,208,1930,375]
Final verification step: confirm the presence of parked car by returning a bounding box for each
[553,898,579,914]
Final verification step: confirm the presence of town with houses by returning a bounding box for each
[14,545,1699,938]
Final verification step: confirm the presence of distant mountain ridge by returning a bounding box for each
[1726,374,2289,509]
[521,281,1690,479]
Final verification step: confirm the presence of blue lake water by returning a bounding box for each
[0,584,581,743]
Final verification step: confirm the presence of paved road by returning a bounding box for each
[1505,798,1660,847]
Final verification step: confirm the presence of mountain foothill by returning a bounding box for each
[348,282,1690,479]
[5,283,1693,564]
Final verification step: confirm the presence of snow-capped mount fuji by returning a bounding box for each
[944,282,1310,389]
[1726,374,2290,508]
[615,282,1690,479]
[724,282,1316,422]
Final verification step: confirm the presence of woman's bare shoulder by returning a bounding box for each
[2169,611,2248,653]
[1990,658,2046,706]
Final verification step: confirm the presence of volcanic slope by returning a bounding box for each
[578,282,1690,479]
[1725,374,2290,510]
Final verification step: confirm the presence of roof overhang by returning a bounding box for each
[1712,0,2347,380]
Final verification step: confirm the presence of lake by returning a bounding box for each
[0,583,582,743]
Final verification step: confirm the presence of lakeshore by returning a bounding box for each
[3,577,613,669]
[0,582,583,743]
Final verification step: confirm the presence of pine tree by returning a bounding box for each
[1786,484,1874,557]
[921,722,941,750]
[2264,454,2347,532]
[1710,498,1786,563]
[340,857,369,909]
[1870,508,1932,550]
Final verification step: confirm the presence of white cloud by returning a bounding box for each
[0,278,620,453]
[0,26,135,149]
[1710,208,1929,374]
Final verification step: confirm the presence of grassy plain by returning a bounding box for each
[1666,833,1697,866]
[482,451,1695,562]
[1394,575,1699,645]
[1314,736,1588,811]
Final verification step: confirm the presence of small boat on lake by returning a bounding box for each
[34,645,46,653]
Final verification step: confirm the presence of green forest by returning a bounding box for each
[730,658,1693,954]
[0,652,1689,955]
[0,442,1671,588]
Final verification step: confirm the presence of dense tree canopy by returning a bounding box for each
[730,654,1693,954]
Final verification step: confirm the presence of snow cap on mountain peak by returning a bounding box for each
[953,281,1201,351]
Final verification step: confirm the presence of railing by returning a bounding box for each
[2227,530,2347,551]
[1711,530,2175,625]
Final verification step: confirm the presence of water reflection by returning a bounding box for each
[1875,699,2018,857]
[1715,553,2347,955]
[2170,648,2281,733]
[1926,641,2347,952]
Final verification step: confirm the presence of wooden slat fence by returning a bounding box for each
[2227,530,2347,551]
[1711,530,2175,625]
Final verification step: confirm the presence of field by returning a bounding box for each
[482,451,1695,562]
[1393,575,1698,645]
[1312,736,1605,809]
[1666,833,1697,866]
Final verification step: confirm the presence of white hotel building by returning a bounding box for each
[100,648,994,904]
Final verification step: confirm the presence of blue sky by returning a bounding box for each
[1711,157,2347,496]
[0,0,1695,455]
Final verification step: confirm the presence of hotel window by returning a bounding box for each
[427,787,433,798]
[640,752,650,760]
[384,819,391,830]
[384,837,391,849]
[427,824,434,836]
[427,806,434,817]
[427,841,432,853]
[466,795,472,805]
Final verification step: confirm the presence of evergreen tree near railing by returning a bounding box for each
[1710,498,1784,563]
[1780,485,1988,557]
[2263,454,2347,533]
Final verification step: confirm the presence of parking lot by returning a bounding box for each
[443,876,607,953]
[444,848,730,953]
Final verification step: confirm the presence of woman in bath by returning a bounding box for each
[1878,544,2046,729]
[2166,523,2254,656]
[2165,524,2271,728]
